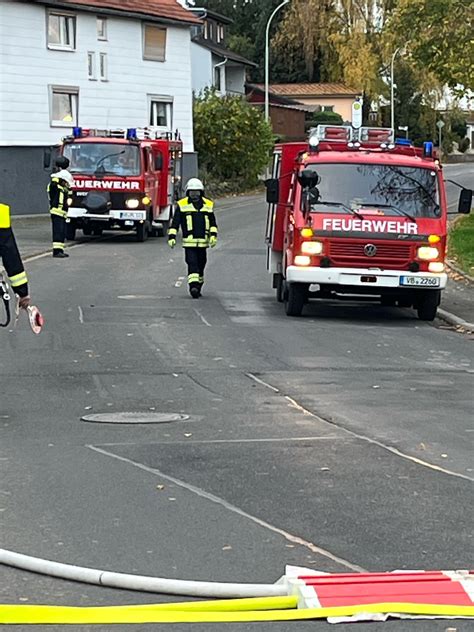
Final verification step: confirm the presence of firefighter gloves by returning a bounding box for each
[168,238,176,248]
[210,236,217,248]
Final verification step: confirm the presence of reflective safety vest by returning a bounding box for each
[47,177,70,218]
[169,197,218,248]
[0,203,28,297]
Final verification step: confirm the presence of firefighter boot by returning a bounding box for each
[53,250,69,258]
[189,283,200,299]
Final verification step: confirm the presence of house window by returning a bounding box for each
[47,11,76,50]
[322,105,334,112]
[87,52,96,80]
[97,17,107,40]
[149,97,173,128]
[217,25,224,43]
[50,86,79,127]
[203,21,209,39]
[99,53,108,81]
[143,24,167,61]
[214,66,223,93]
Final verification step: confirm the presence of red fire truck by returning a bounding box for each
[265,125,472,320]
[48,127,183,242]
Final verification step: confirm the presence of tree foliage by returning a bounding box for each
[193,89,274,187]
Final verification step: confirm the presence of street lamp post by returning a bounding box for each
[265,0,290,124]
[390,47,403,131]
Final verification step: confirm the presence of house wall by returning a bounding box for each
[225,66,245,96]
[0,0,194,149]
[290,97,356,123]
[0,0,196,213]
[190,41,212,95]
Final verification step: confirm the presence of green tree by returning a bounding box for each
[311,111,344,126]
[388,0,474,91]
[193,89,274,188]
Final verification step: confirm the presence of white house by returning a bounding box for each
[179,4,256,97]
[0,0,199,214]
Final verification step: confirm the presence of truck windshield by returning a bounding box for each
[304,163,440,218]
[63,143,141,176]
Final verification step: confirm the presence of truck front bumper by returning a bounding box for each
[68,208,147,222]
[286,266,448,290]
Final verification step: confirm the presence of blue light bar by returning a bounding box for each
[423,141,434,157]
[73,127,83,138]
[126,128,138,140]
[395,138,412,146]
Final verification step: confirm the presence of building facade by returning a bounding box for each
[0,0,199,214]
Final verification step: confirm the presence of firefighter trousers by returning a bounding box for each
[51,214,66,252]
[185,247,207,290]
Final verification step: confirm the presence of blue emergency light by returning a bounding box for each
[73,127,83,138]
[423,141,434,157]
[395,138,412,146]
[127,128,138,140]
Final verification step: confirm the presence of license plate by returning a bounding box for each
[120,212,143,220]
[400,276,440,287]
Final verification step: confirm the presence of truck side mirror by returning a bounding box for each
[458,188,472,214]
[297,169,320,189]
[265,178,279,204]
[43,149,52,169]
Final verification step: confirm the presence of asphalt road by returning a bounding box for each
[1,190,473,631]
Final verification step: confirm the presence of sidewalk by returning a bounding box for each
[6,213,474,329]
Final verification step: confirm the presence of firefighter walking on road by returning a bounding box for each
[48,157,74,258]
[0,203,30,313]
[168,179,218,299]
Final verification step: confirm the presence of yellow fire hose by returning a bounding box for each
[1,597,473,625]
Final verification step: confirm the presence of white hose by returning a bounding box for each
[0,549,287,598]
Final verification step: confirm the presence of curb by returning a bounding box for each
[446,259,474,284]
[438,308,474,332]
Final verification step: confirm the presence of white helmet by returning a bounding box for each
[185,178,204,192]
[54,170,75,187]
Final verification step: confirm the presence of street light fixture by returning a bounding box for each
[265,0,290,124]
[390,47,404,131]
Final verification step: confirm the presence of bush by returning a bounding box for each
[310,110,344,126]
[193,89,274,189]
[458,137,470,153]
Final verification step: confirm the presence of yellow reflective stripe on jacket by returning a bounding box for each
[50,208,68,218]
[168,227,177,237]
[182,238,209,248]
[9,271,28,288]
[203,198,214,211]
[204,215,210,233]
[186,215,193,232]
[210,226,218,235]
[0,203,11,229]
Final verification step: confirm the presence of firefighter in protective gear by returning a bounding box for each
[48,157,74,258]
[168,178,218,299]
[0,203,30,314]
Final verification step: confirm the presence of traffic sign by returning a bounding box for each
[436,120,445,129]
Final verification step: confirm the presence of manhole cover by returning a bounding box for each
[81,412,190,424]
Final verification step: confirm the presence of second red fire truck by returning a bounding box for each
[266,125,472,321]
[47,127,183,242]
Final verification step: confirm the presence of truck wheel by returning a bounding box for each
[285,283,307,317]
[83,225,92,236]
[276,274,284,303]
[92,227,103,237]
[65,220,77,241]
[416,290,440,321]
[136,221,148,242]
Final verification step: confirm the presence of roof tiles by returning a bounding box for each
[47,0,200,24]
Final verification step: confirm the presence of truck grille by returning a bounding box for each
[329,240,412,269]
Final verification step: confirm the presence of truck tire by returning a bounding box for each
[92,227,103,237]
[276,274,284,303]
[136,221,148,242]
[416,290,440,321]
[65,220,77,241]
[83,225,92,236]
[285,283,307,317]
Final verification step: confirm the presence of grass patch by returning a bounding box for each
[448,214,474,276]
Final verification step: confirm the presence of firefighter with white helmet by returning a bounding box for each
[47,157,74,258]
[168,178,218,298]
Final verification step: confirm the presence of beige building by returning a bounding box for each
[262,83,361,122]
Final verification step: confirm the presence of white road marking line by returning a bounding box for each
[246,373,280,393]
[95,436,344,447]
[193,308,212,327]
[249,375,474,483]
[175,277,185,288]
[88,444,365,573]
[78,306,84,324]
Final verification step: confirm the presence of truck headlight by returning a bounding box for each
[301,241,323,255]
[67,197,73,205]
[428,262,445,273]
[294,255,311,266]
[417,246,439,260]
[126,198,140,209]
